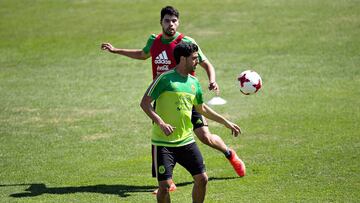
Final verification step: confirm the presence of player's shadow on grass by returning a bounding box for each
[5,177,236,198]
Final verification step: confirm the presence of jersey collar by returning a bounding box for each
[161,32,180,44]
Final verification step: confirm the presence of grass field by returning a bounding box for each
[1,0,359,202]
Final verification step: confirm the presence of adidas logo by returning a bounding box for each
[196,119,203,125]
[154,51,171,65]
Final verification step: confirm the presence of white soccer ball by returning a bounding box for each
[237,70,262,95]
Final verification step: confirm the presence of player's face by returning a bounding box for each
[161,14,179,37]
[185,52,199,72]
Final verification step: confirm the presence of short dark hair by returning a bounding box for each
[173,42,198,64]
[160,6,179,22]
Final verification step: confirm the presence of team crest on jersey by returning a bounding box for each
[171,82,178,89]
[191,84,196,93]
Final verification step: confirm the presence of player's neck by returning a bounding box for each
[162,32,177,40]
[175,66,189,77]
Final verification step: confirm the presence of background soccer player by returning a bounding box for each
[140,42,241,203]
[101,6,246,192]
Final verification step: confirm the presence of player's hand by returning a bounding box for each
[208,81,220,95]
[224,121,241,137]
[101,42,115,52]
[159,123,176,136]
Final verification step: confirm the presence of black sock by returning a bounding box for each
[224,148,232,159]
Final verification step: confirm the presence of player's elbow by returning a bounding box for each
[138,52,150,60]
[200,60,212,68]
[194,104,205,115]
[140,97,146,110]
[140,100,146,111]
[140,96,151,112]
[139,54,149,60]
[135,55,146,60]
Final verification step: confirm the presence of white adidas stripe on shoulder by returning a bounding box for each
[147,70,175,96]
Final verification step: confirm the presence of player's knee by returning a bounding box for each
[158,185,170,194]
[194,173,208,187]
[199,176,208,187]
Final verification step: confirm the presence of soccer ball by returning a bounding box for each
[237,70,262,95]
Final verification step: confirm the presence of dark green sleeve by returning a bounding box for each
[147,74,167,100]
[195,79,204,105]
[142,34,157,55]
[182,36,208,62]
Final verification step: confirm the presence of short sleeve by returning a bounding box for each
[147,74,167,100]
[142,34,157,55]
[194,80,204,105]
[182,36,208,62]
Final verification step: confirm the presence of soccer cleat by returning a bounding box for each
[228,149,246,177]
[152,182,177,195]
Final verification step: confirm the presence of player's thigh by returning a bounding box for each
[176,142,206,176]
[193,125,212,142]
[191,107,208,130]
[154,145,176,181]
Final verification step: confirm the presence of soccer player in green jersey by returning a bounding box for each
[101,6,246,193]
[140,42,241,203]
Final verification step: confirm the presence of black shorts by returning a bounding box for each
[191,107,207,130]
[152,142,206,181]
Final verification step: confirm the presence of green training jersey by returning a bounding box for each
[147,69,204,147]
[142,32,208,63]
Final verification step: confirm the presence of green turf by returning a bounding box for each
[1,0,359,202]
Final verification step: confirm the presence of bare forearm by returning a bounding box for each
[110,48,147,60]
[195,104,227,124]
[140,102,163,126]
[195,104,241,136]
[200,60,216,83]
[140,95,165,126]
[101,43,149,60]
[200,60,219,91]
[140,95,176,136]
